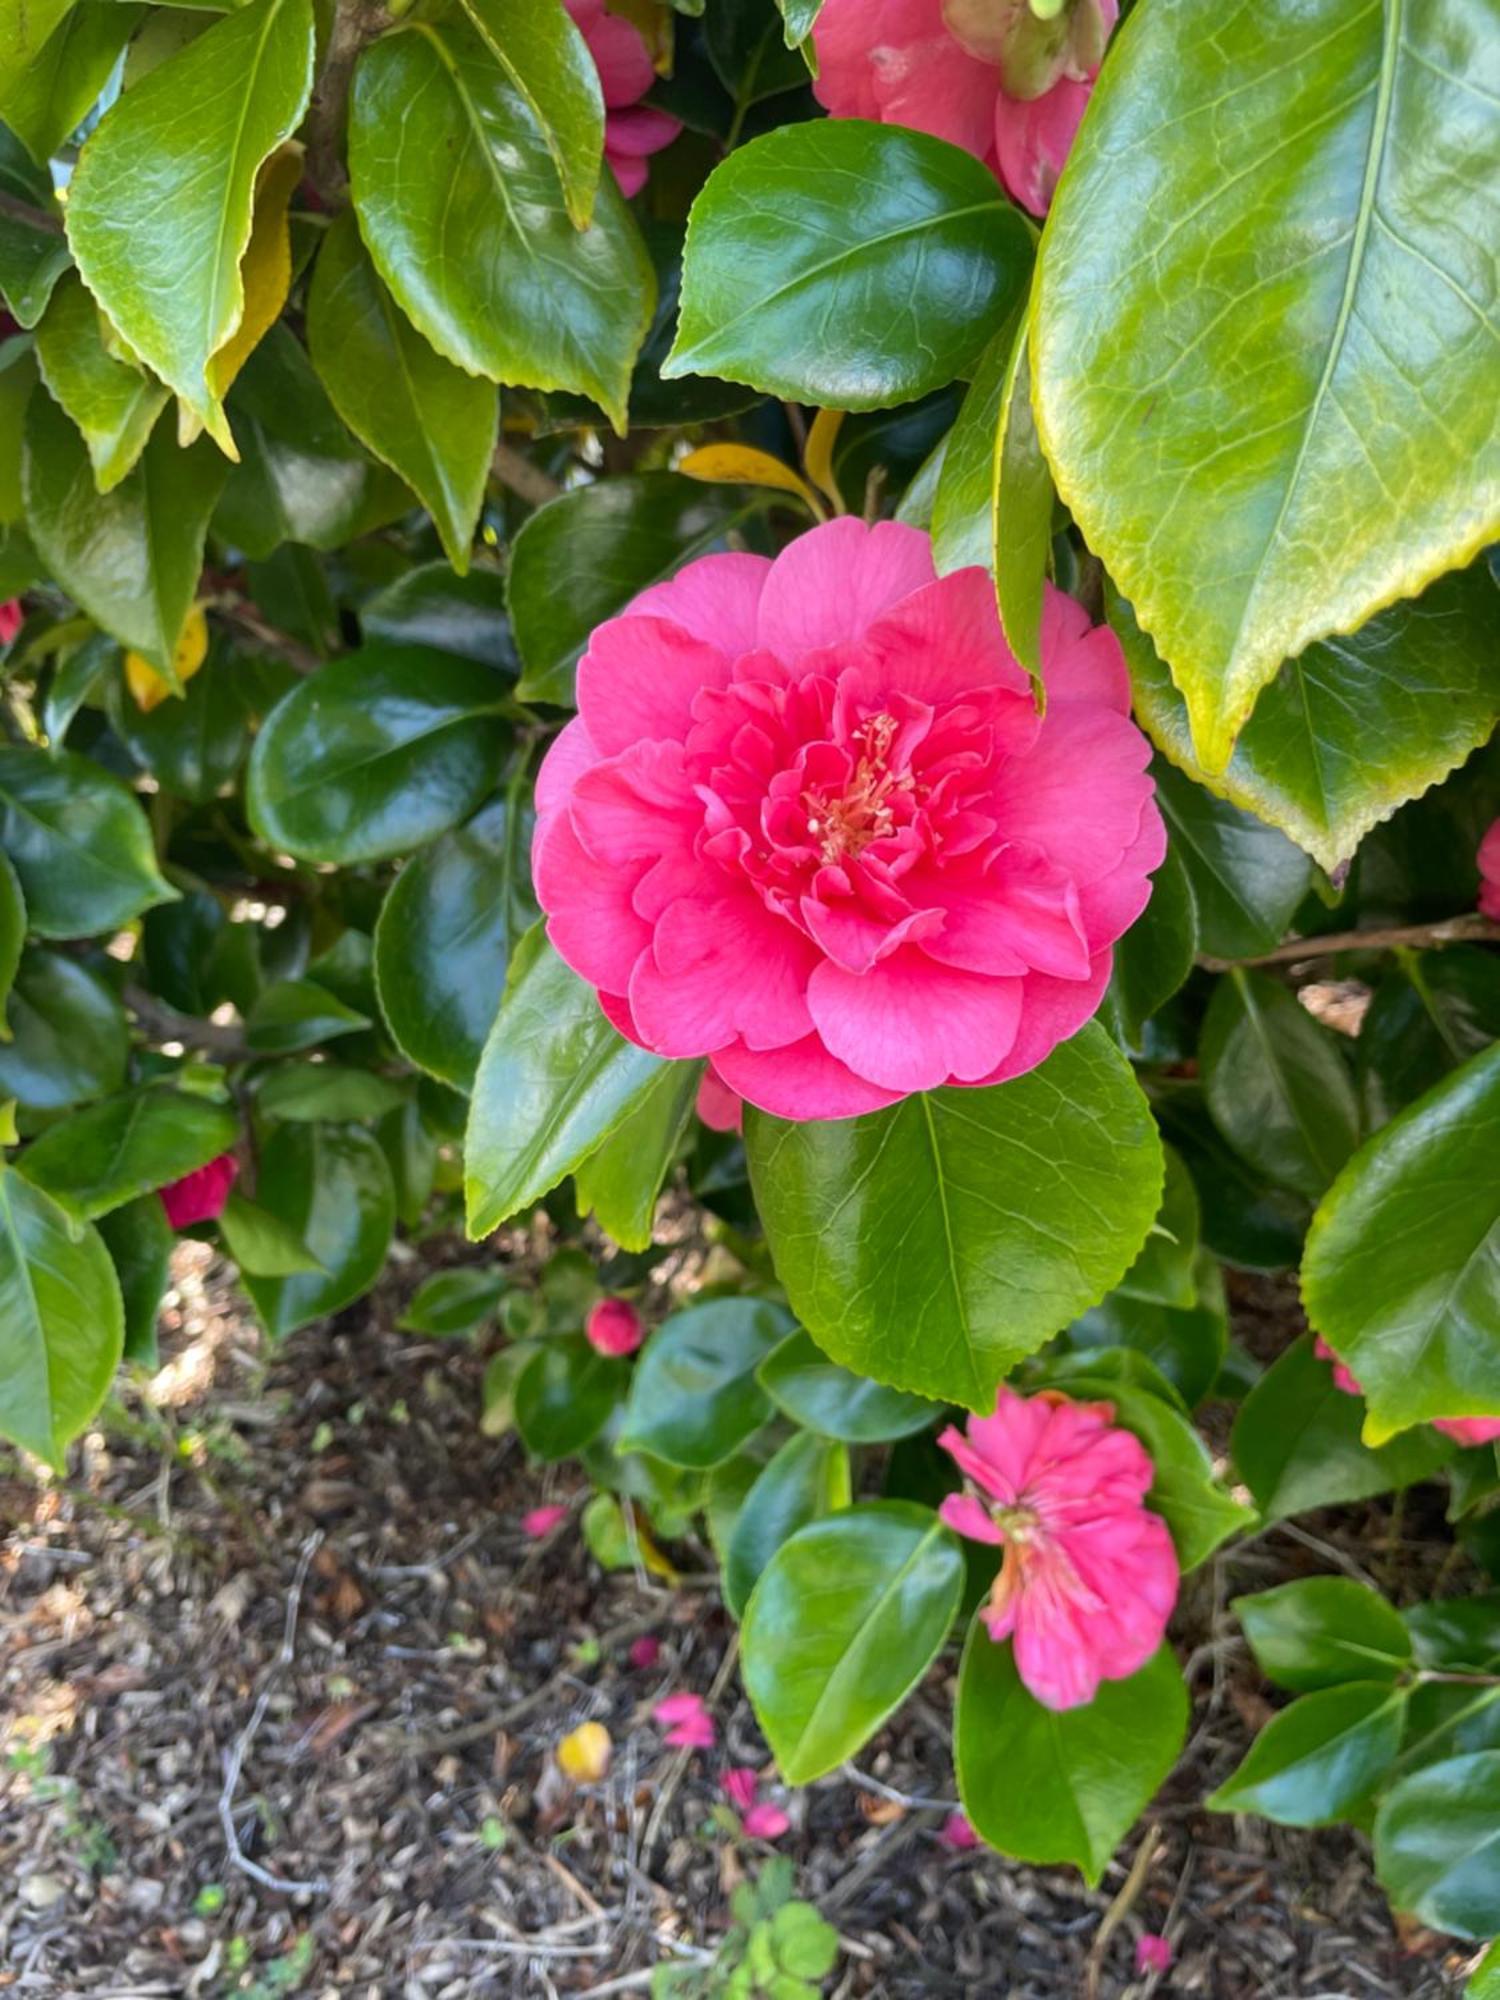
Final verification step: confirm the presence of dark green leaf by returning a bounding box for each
[455,0,605,229]
[746,1024,1162,1409]
[398,1266,507,1337]
[704,0,808,109]
[0,128,70,328]
[244,978,371,1056]
[0,745,172,937]
[1208,1683,1408,1826]
[97,1193,173,1368]
[109,644,253,804]
[217,1189,323,1278]
[1152,1083,1311,1271]
[725,1429,850,1619]
[1375,1752,1500,1940]
[240,1122,395,1340]
[956,1627,1186,1885]
[361,561,516,671]
[619,1296,789,1468]
[741,1501,965,1782]
[0,950,127,1110]
[1359,949,1500,1125]
[515,1335,626,1459]
[573,1059,701,1252]
[18,1087,237,1221]
[1152,761,1311,962]
[34,267,167,493]
[256,1064,406,1124]
[0,848,23,1028]
[0,4,143,168]
[1103,838,1198,1048]
[1236,1578,1413,1693]
[757,1328,939,1444]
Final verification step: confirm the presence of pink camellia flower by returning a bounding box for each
[1135,1933,1173,1977]
[522,1502,569,1538]
[1315,1338,1500,1448]
[160,1153,239,1229]
[533,520,1161,1124]
[0,600,21,647]
[654,1690,715,1749]
[628,1634,661,1670]
[564,0,681,199]
[811,0,1117,216]
[1479,819,1500,922]
[722,1766,759,1813]
[586,1296,645,1357]
[937,1387,1178,1711]
[940,1809,979,1851]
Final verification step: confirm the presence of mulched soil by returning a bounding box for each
[0,1244,1486,1999]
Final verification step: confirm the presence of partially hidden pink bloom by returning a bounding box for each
[811,0,1117,215]
[722,1766,760,1813]
[1315,1338,1500,1448]
[533,520,1162,1125]
[0,600,21,647]
[937,1387,1179,1711]
[696,1069,744,1134]
[654,1691,715,1749]
[940,1809,979,1851]
[741,1801,791,1840]
[1135,1933,1173,1977]
[160,1153,238,1229]
[1478,818,1500,922]
[563,0,681,199]
[522,1503,569,1538]
[628,1634,661,1670]
[586,1296,644,1357]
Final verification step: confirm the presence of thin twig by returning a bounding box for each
[1085,1822,1162,2000]
[124,985,254,1063]
[0,189,63,236]
[218,1531,331,1897]
[213,597,325,675]
[493,442,564,508]
[641,1635,740,1863]
[1199,914,1499,973]
[841,1762,957,1812]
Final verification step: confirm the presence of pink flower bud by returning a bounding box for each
[940,1810,979,1851]
[628,1635,661,1671]
[160,1153,239,1229]
[522,1503,569,1539]
[586,1297,644,1357]
[1135,1934,1173,1976]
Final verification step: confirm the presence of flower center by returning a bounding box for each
[802,711,915,864]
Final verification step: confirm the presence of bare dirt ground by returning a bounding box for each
[0,1244,1485,1999]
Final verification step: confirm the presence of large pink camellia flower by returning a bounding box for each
[564,0,681,199]
[1315,1338,1500,1449]
[1479,818,1500,922]
[532,518,1162,1124]
[812,0,1117,216]
[938,1387,1179,1711]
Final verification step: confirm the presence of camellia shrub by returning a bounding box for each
[1,0,1498,1962]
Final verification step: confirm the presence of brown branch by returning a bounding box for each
[0,189,63,236]
[304,0,391,205]
[1198,914,1500,974]
[492,442,564,508]
[213,597,324,675]
[125,984,254,1063]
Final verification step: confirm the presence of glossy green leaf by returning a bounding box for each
[757,1329,939,1445]
[0,1165,122,1470]
[1359,948,1500,1126]
[349,18,653,433]
[1208,1682,1407,1827]
[1201,968,1360,1201]
[217,1188,322,1278]
[0,744,173,937]
[955,1628,1187,1885]
[307,212,496,575]
[0,4,142,168]
[1235,1578,1412,1694]
[0,339,37,523]
[465,925,665,1236]
[455,0,605,229]
[213,325,412,558]
[479,1340,535,1437]
[1231,1334,1453,1520]
[1405,1597,1500,1677]
[573,1059,701,1252]
[741,1501,965,1782]
[0,0,75,83]
[619,1296,789,1468]
[0,950,126,1110]
[23,393,226,676]
[97,1193,173,1368]
[1116,1147,1199,1309]
[0,127,70,328]
[666,120,1032,409]
[19,1087,235,1220]
[1063,1272,1228,1412]
[514,1335,626,1460]
[109,646,253,805]
[508,473,761,706]
[0,847,22,1030]
[1103,838,1198,1050]
[775,0,823,52]
[374,794,537,1092]
[725,1430,850,1620]
[64,0,315,453]
[240,1122,395,1340]
[1303,1044,1500,1441]
[1113,572,1500,874]
[256,1064,405,1125]
[704,0,808,110]
[1033,0,1500,772]
[399,1266,507,1337]
[361,561,516,672]
[746,1024,1162,1409]
[244,978,371,1056]
[34,270,167,494]
[1152,760,1311,962]
[248,644,510,866]
[1376,1752,1500,1941]
[1152,1083,1311,1272]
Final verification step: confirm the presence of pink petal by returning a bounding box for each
[1435,1416,1500,1447]
[969,950,1114,1088]
[606,105,682,155]
[1479,818,1500,919]
[629,893,818,1056]
[938,1492,1006,1545]
[522,1504,568,1538]
[576,615,733,757]
[721,1767,759,1813]
[710,1033,904,1123]
[806,949,1022,1092]
[940,1809,980,1851]
[536,811,653,997]
[924,844,1092,981]
[1136,1934,1173,1977]
[160,1153,239,1229]
[1075,802,1167,943]
[741,1802,791,1840]
[628,1635,661,1670]
[570,743,697,869]
[534,714,603,849]
[565,0,653,103]
[858,567,1033,708]
[989,701,1154,890]
[697,1068,744,1133]
[813,0,998,161]
[1039,588,1132,712]
[627,552,772,657]
[756,519,935,661]
[994,72,1094,217]
[608,150,649,199]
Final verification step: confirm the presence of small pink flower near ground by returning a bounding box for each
[1478,819,1500,922]
[586,1296,645,1357]
[533,519,1162,1125]
[522,1503,569,1538]
[563,0,681,199]
[655,1691,715,1749]
[937,1387,1179,1711]
[0,600,21,647]
[160,1153,238,1229]
[812,0,1117,215]
[1314,1339,1500,1448]
[940,1809,979,1851]
[628,1634,661,1670]
[1135,1933,1173,1977]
